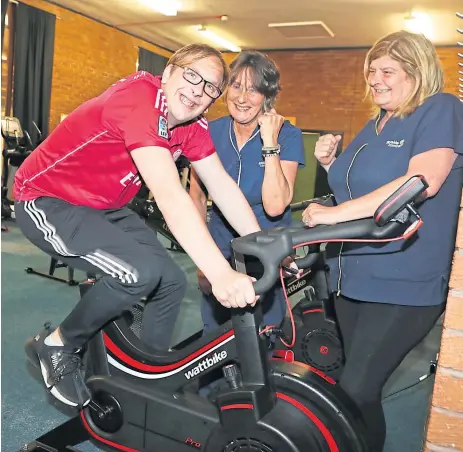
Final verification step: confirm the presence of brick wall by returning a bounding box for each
[424,193,463,452]
[1,25,10,117]
[4,2,460,145]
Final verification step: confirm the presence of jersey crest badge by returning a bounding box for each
[158,116,168,139]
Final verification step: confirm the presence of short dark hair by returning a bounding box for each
[229,51,281,111]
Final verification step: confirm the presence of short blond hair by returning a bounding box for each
[167,44,229,92]
[364,30,444,118]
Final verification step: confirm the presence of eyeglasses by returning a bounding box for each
[229,82,260,97]
[175,65,222,99]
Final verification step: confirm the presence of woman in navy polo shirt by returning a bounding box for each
[302,31,463,451]
[190,51,305,334]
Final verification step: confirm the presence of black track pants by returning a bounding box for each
[15,197,186,350]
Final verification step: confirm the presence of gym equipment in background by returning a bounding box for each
[1,117,37,222]
[0,118,80,283]
[277,253,345,381]
[276,193,345,380]
[128,155,191,253]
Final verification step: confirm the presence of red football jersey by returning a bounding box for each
[14,72,215,209]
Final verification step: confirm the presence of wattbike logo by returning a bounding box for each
[286,278,308,295]
[184,350,228,379]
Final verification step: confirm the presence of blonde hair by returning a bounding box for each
[167,44,229,92]
[364,30,444,118]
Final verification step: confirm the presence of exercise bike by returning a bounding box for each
[19,175,427,452]
[1,117,37,222]
[275,194,345,380]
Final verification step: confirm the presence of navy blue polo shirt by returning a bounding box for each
[208,116,305,258]
[326,93,463,306]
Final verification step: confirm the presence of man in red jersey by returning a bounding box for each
[14,44,262,408]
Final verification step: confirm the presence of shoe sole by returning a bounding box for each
[25,336,90,408]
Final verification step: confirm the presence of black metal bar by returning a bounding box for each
[25,257,79,286]
[230,251,272,387]
[25,267,78,286]
[18,415,90,451]
[19,441,83,451]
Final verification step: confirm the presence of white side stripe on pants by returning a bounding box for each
[24,200,139,284]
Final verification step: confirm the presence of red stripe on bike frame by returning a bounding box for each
[277,392,339,452]
[221,403,254,411]
[104,329,234,373]
[81,411,139,452]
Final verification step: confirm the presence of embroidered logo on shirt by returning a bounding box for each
[386,139,405,148]
[155,89,168,115]
[158,116,169,139]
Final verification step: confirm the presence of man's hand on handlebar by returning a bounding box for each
[197,268,259,308]
[210,269,259,309]
[302,203,340,227]
[198,255,301,298]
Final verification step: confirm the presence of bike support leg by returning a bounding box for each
[19,415,90,452]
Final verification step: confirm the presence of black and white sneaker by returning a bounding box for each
[25,324,91,408]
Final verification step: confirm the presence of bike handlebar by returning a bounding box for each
[288,194,336,269]
[290,193,335,212]
[231,175,427,295]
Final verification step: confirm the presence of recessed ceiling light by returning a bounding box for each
[405,11,434,40]
[268,21,334,38]
[197,26,241,52]
[140,0,179,16]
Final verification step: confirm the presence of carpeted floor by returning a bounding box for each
[1,220,442,452]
